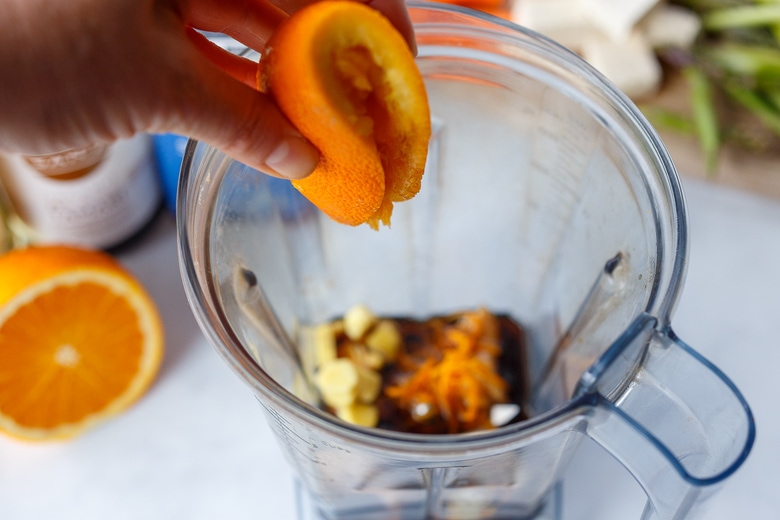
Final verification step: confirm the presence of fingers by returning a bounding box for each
[165,47,319,179]
[272,0,417,53]
[160,0,418,179]
[152,3,317,178]
[179,0,416,54]
[358,0,417,54]
[185,28,258,88]
[174,0,286,49]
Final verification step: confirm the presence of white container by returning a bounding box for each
[0,134,162,250]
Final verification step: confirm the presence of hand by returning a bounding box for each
[0,0,416,179]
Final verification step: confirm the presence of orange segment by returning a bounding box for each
[0,245,163,441]
[260,0,431,229]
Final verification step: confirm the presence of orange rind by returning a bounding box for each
[259,0,431,228]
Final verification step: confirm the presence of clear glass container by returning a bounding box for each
[177,4,754,520]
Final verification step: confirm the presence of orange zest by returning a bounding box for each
[259,0,431,229]
[385,308,508,433]
[0,246,164,441]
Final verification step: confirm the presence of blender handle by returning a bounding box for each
[579,314,755,519]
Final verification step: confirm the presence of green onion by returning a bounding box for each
[723,81,780,136]
[640,106,696,135]
[705,42,780,77]
[703,4,780,30]
[665,1,780,168]
[684,67,721,174]
[766,87,780,111]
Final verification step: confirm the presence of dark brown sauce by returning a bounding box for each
[372,314,531,434]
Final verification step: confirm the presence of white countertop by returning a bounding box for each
[0,176,777,520]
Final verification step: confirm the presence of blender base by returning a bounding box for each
[295,479,563,520]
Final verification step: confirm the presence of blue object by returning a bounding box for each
[152,133,189,213]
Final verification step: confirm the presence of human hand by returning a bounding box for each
[0,0,416,179]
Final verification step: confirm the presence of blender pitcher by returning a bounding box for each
[177,4,755,520]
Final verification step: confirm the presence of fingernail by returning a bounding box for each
[264,136,319,179]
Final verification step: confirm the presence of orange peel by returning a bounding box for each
[259,0,431,228]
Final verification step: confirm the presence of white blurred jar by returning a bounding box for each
[0,134,162,250]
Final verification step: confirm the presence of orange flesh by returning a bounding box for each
[0,282,142,428]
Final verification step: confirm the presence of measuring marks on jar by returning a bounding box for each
[522,88,600,296]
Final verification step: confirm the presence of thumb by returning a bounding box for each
[164,50,319,180]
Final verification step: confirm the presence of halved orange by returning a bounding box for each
[0,245,164,441]
[259,0,431,229]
